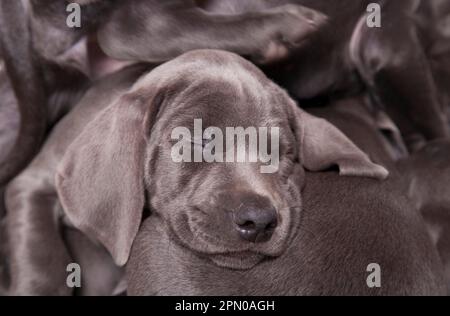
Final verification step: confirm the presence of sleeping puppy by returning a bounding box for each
[4,50,386,295]
[99,0,449,150]
[126,96,447,296]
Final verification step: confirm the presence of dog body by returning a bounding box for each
[127,171,446,296]
[314,97,450,293]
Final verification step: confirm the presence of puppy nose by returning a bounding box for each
[233,207,278,243]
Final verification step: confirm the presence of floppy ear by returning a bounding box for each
[291,105,388,180]
[56,89,163,266]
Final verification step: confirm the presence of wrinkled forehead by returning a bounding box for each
[134,51,290,129]
[167,77,286,130]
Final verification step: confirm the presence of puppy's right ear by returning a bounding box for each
[56,87,164,266]
[288,101,389,180]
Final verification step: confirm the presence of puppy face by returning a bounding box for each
[57,50,387,269]
[146,74,303,269]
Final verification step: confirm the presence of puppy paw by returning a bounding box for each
[255,4,328,64]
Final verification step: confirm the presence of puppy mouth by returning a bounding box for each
[169,205,301,269]
[183,220,279,270]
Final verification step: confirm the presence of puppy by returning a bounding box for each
[126,96,447,296]
[98,0,450,149]
[4,50,386,295]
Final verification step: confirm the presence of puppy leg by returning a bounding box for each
[98,0,327,64]
[351,1,449,150]
[5,173,72,296]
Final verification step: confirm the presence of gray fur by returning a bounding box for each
[126,96,448,296]
[3,50,384,295]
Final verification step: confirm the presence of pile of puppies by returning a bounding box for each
[0,0,449,296]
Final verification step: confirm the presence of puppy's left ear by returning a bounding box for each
[290,103,389,180]
[56,82,165,266]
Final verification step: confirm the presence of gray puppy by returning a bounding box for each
[3,50,386,295]
[126,96,447,296]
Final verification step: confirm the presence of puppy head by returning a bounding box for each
[56,50,387,269]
